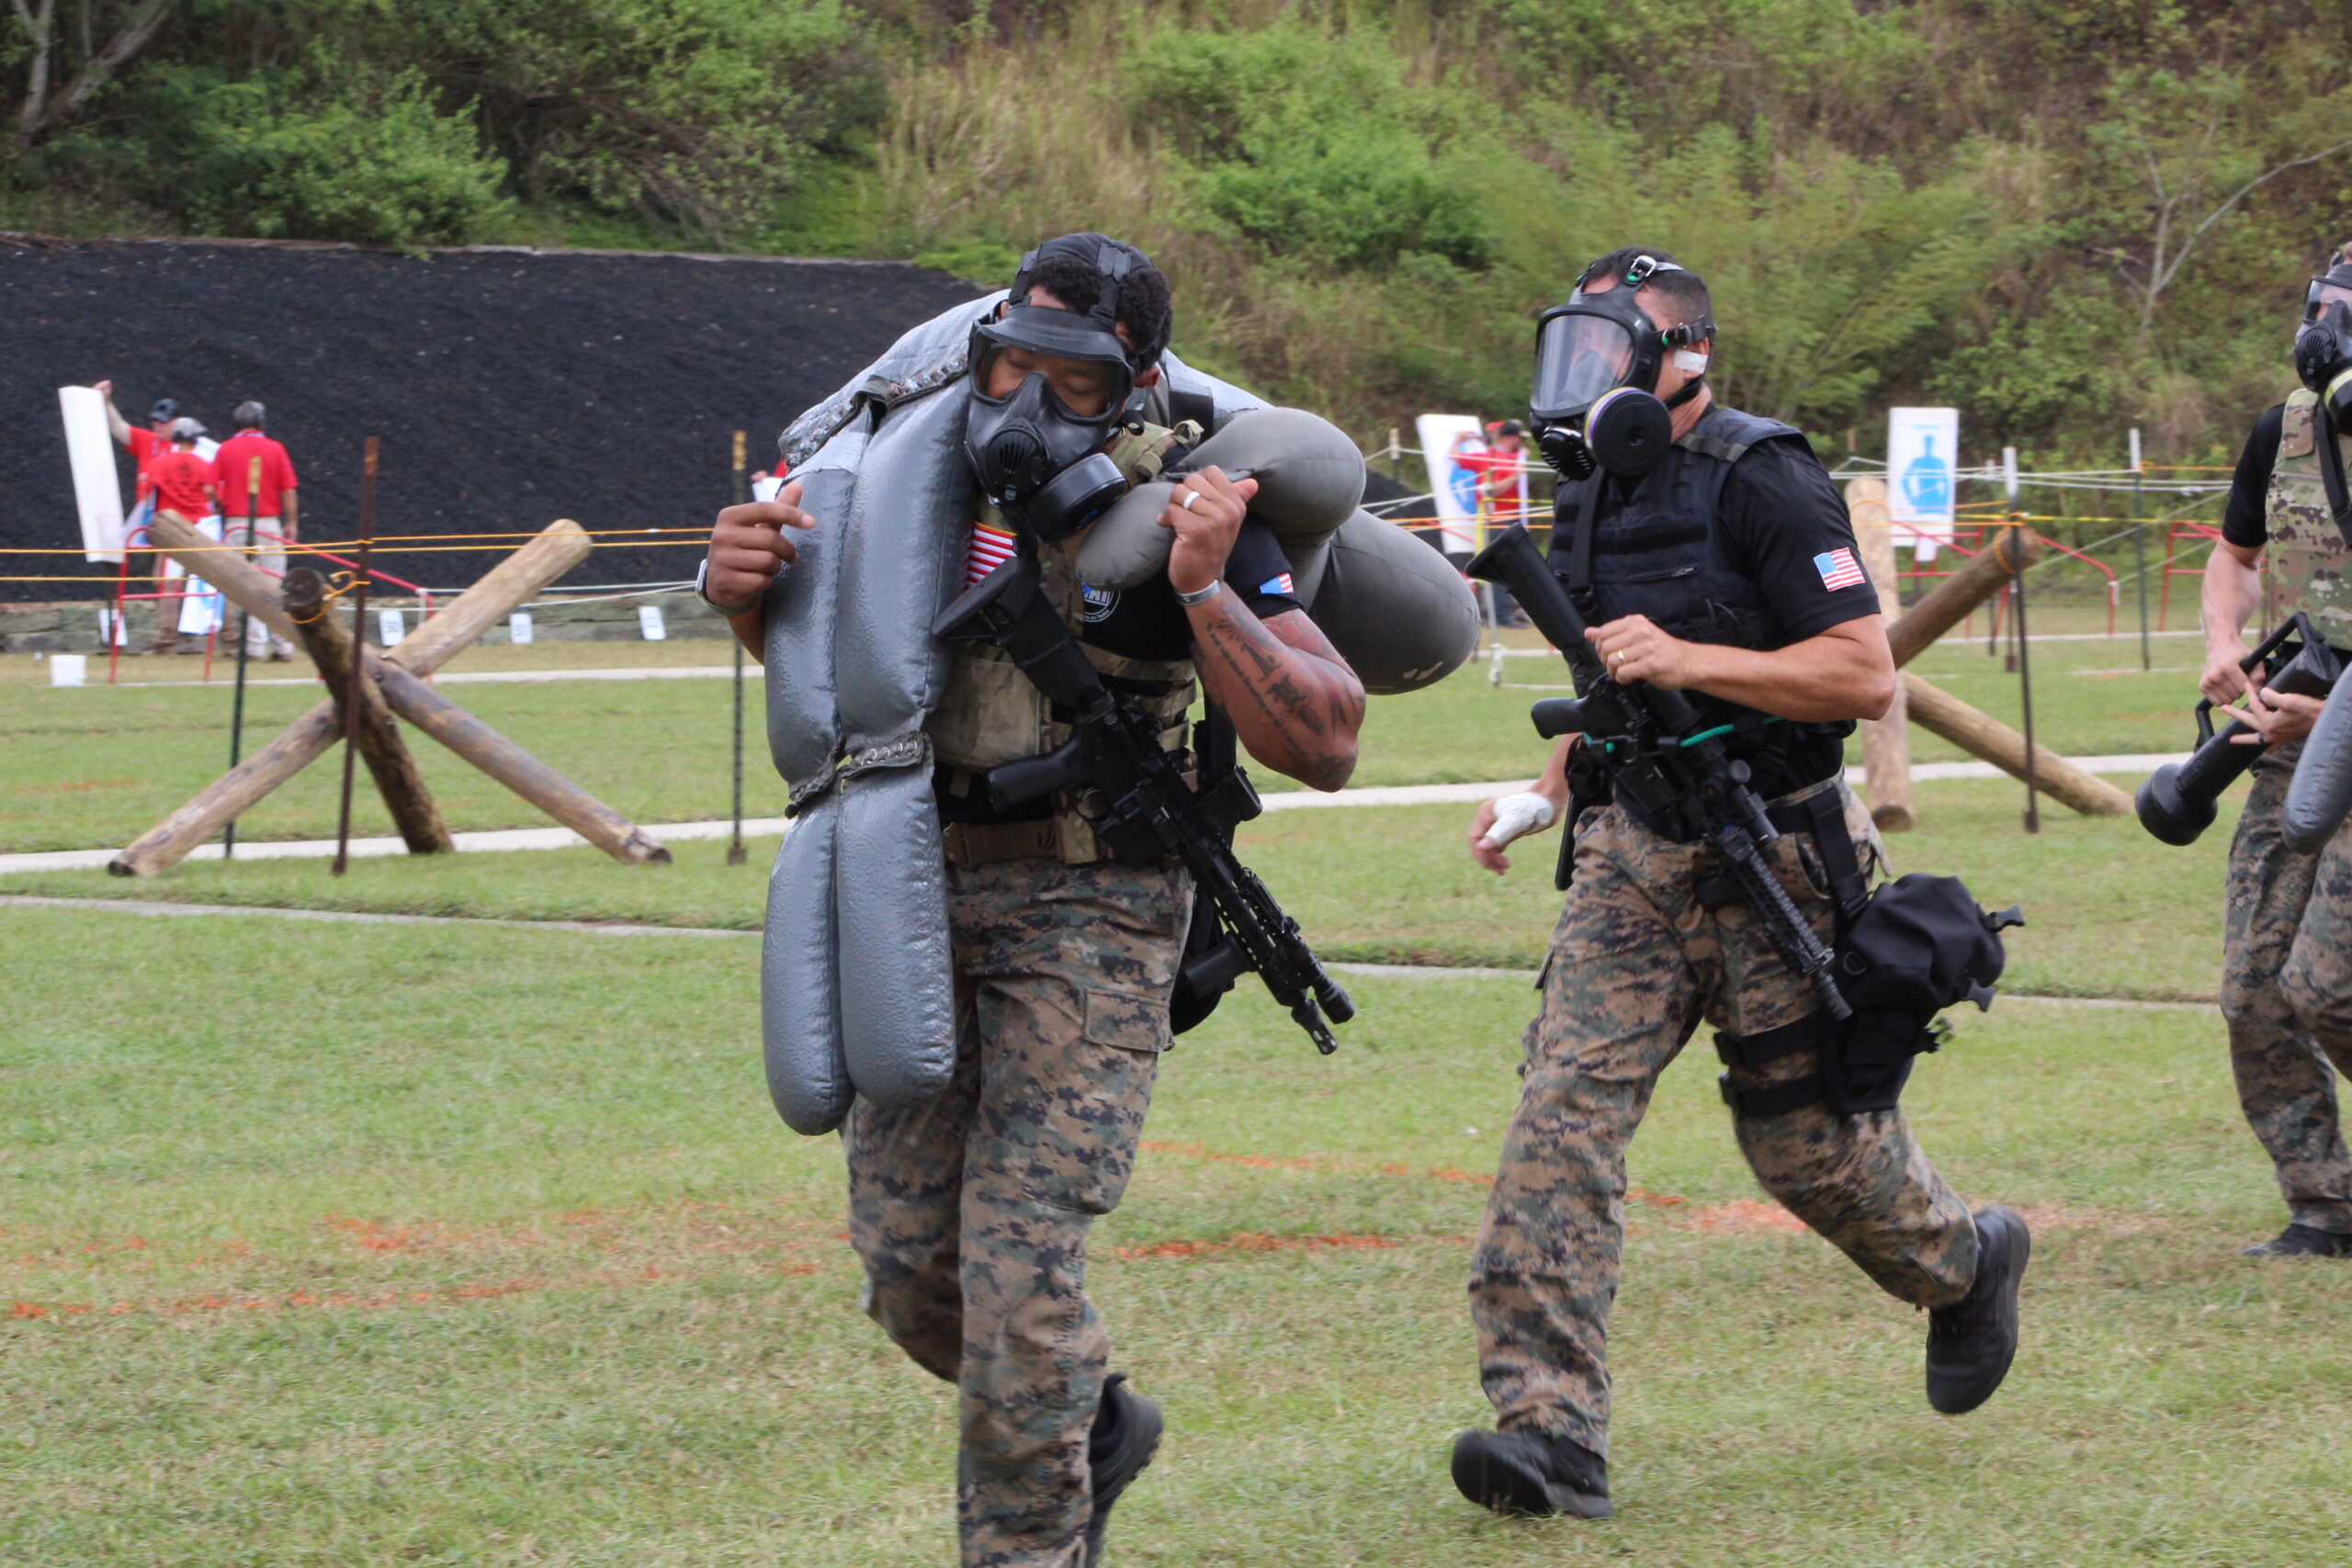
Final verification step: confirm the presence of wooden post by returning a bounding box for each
[282,567,453,855]
[370,662,671,864]
[1886,528,2035,669]
[1900,673,2131,815]
[110,520,594,875]
[1847,478,1915,831]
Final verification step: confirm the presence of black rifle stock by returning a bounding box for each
[1466,523,1850,1021]
[2138,612,2340,846]
[932,558,1354,1054]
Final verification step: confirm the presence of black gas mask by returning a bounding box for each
[964,235,1161,544]
[2294,261,2352,430]
[1531,254,1713,481]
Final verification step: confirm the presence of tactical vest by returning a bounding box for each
[2263,389,2352,639]
[1554,403,1852,762]
[927,417,1203,860]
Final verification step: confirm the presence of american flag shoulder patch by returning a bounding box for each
[1260,571,1295,597]
[963,522,1019,588]
[1814,547,1866,592]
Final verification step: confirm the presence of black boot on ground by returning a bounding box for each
[1083,1372,1163,1567]
[2243,1223,2352,1258]
[1450,1428,1611,1519]
[1926,1203,2030,1416]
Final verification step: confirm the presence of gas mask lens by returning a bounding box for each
[1532,312,1635,423]
[2305,278,2352,326]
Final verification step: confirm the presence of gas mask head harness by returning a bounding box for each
[2294,244,2352,430]
[1531,253,1714,481]
[964,233,1165,544]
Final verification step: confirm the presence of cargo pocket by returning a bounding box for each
[1023,986,1169,1216]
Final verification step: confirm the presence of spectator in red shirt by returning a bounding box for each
[144,420,220,656]
[214,400,300,660]
[93,381,181,508]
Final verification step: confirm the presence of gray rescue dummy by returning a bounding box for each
[758,292,1479,1134]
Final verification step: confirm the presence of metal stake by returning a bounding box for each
[2132,427,2150,671]
[2005,446,2039,833]
[333,437,379,876]
[223,458,262,856]
[729,430,748,866]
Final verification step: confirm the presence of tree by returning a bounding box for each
[6,0,175,153]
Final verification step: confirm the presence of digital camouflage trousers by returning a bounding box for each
[2222,742,2352,1234]
[842,854,1191,1568]
[1469,786,1981,1458]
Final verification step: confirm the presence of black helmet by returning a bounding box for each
[148,397,180,424]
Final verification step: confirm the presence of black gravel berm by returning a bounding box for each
[5,235,983,603]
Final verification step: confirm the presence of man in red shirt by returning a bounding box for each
[213,400,300,660]
[145,420,220,656]
[93,381,191,652]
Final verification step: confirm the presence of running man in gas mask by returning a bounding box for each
[1449,247,2027,1518]
[702,234,1365,1567]
[2199,242,2352,1260]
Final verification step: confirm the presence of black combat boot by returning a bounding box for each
[1450,1427,1611,1518]
[1925,1203,2030,1415]
[2243,1223,2352,1258]
[1082,1372,1163,1567]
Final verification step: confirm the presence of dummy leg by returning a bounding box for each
[2223,752,2352,1234]
[1469,829,1705,1460]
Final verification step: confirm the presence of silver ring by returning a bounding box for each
[1180,488,1200,512]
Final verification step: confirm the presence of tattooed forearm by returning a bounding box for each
[1186,597,1363,791]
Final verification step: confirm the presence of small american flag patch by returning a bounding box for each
[964,522,1018,588]
[1815,547,1866,592]
[1260,571,1295,597]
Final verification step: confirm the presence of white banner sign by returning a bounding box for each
[59,386,127,563]
[379,608,406,648]
[509,611,534,645]
[1415,413,1487,555]
[638,604,668,641]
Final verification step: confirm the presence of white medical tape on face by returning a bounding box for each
[1674,349,1710,374]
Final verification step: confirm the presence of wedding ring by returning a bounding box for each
[1180,489,1200,511]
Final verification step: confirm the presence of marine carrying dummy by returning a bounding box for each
[759,295,1478,1134]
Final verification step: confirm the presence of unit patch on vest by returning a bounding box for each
[1815,547,1866,592]
[1078,582,1120,623]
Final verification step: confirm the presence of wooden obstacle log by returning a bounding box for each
[111,520,594,875]
[282,567,454,855]
[1847,478,1915,831]
[1887,527,2033,669]
[1900,672,2131,815]
[368,661,671,864]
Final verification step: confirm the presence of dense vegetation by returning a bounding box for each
[7,1,2350,466]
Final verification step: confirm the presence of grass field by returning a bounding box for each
[12,601,2336,1564]
[6,900,2346,1566]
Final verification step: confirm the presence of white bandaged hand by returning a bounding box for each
[1478,792,1557,852]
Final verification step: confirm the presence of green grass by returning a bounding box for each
[0,777,2240,1002]
[4,900,2345,1565]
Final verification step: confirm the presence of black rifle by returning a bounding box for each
[2137,611,2340,846]
[1466,523,1851,1021]
[932,557,1354,1054]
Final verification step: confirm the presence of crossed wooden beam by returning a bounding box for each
[113,513,671,876]
[1844,479,2130,825]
